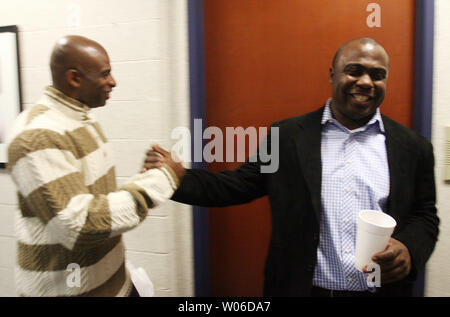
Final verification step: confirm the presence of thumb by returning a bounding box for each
[152,144,169,156]
[372,240,394,262]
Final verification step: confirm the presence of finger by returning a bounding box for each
[362,265,368,273]
[145,155,165,163]
[362,263,380,274]
[372,246,399,263]
[143,162,163,170]
[145,150,165,163]
[362,264,378,273]
[381,265,408,284]
[378,261,401,275]
[152,144,170,156]
[146,149,164,157]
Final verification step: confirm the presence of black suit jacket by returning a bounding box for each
[172,107,439,296]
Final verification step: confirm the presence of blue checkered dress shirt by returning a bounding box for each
[312,99,390,291]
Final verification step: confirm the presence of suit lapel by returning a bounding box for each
[292,108,324,223]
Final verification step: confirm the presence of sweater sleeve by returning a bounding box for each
[8,129,178,250]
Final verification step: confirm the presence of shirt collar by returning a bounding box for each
[321,98,385,133]
[42,86,92,121]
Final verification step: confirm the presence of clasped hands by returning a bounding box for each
[141,144,186,181]
[363,238,412,285]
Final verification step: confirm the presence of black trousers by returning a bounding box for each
[311,280,414,297]
[311,286,375,297]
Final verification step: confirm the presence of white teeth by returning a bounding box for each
[353,94,369,102]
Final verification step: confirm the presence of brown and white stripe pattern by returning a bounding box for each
[7,86,178,296]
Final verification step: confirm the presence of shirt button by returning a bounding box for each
[345,248,351,253]
[344,218,350,223]
[348,277,353,282]
[345,187,351,193]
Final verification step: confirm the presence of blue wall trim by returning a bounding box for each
[413,0,435,297]
[414,0,434,140]
[187,0,210,297]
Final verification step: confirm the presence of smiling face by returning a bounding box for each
[329,40,389,130]
[50,36,117,109]
[77,48,116,108]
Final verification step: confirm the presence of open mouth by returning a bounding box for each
[350,93,372,103]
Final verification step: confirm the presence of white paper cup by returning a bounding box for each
[355,210,397,272]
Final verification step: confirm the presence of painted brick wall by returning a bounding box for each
[426,0,450,297]
[0,0,193,297]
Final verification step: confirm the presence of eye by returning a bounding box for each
[369,70,386,81]
[344,65,364,77]
[101,70,111,78]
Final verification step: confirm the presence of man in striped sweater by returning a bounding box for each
[7,35,184,296]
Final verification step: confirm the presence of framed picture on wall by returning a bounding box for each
[0,25,22,168]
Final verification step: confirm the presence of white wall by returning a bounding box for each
[426,0,450,297]
[0,0,193,297]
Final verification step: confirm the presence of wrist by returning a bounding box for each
[161,163,181,189]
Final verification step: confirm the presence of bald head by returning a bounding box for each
[49,35,116,108]
[50,35,107,87]
[332,37,389,69]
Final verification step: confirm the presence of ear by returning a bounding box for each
[65,69,82,88]
[328,67,335,84]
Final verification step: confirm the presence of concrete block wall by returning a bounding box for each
[426,0,450,297]
[0,0,193,297]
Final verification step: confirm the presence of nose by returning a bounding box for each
[356,73,374,88]
[108,74,117,88]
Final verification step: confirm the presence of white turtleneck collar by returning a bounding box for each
[41,86,92,122]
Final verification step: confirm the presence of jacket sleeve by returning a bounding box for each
[392,139,440,275]
[172,160,266,207]
[171,125,280,207]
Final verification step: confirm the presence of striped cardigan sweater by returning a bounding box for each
[7,86,178,296]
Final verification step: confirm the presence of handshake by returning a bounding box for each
[141,144,186,182]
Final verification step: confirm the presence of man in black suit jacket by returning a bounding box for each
[144,38,439,296]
